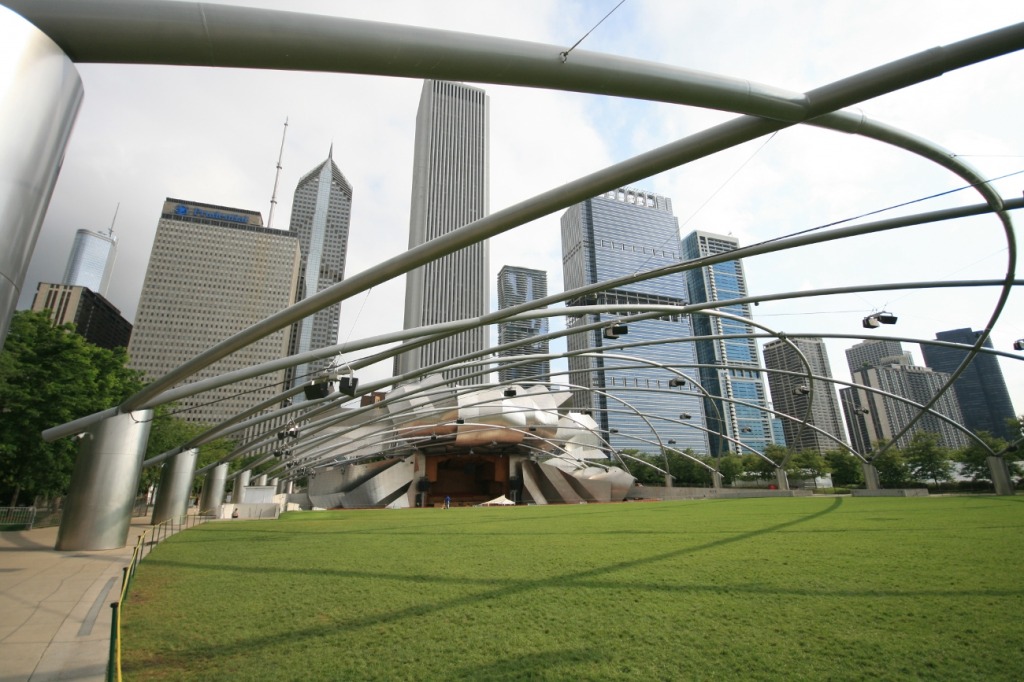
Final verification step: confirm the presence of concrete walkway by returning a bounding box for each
[0,518,152,682]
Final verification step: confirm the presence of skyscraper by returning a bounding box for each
[841,363,969,451]
[561,187,708,454]
[496,265,550,383]
[681,230,773,455]
[398,80,489,384]
[287,148,353,387]
[63,228,116,296]
[841,339,968,451]
[31,282,131,349]
[129,198,300,427]
[845,339,912,373]
[921,328,1017,441]
[762,337,845,452]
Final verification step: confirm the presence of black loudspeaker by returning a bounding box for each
[603,324,628,339]
[338,376,359,397]
[304,381,331,400]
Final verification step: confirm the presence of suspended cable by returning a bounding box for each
[630,131,778,277]
[560,0,627,62]
[756,167,1024,248]
[679,132,778,231]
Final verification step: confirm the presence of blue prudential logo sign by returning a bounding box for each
[174,203,248,224]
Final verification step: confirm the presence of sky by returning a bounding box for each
[14,0,1024,419]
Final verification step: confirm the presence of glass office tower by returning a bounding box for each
[496,265,550,383]
[561,188,708,455]
[287,148,353,388]
[921,328,1017,440]
[681,230,773,455]
[63,229,116,296]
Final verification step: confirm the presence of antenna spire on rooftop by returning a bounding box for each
[268,117,289,228]
[107,202,119,239]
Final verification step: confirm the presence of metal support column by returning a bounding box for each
[56,409,152,551]
[200,463,229,511]
[254,474,268,486]
[861,462,881,490]
[151,448,198,524]
[987,456,1015,496]
[774,467,790,491]
[711,471,723,489]
[232,469,251,503]
[0,7,83,344]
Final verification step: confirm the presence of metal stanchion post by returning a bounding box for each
[107,602,120,682]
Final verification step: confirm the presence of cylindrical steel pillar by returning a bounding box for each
[861,462,881,490]
[285,480,294,495]
[254,474,268,486]
[232,469,251,503]
[0,7,83,344]
[269,477,279,492]
[200,463,229,511]
[56,409,153,551]
[774,468,790,491]
[987,456,1015,496]
[151,448,198,525]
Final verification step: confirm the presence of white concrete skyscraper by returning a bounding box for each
[129,198,300,426]
[841,339,969,451]
[287,148,353,386]
[63,228,116,296]
[762,337,846,452]
[398,80,489,384]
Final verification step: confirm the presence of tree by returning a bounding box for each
[903,431,952,486]
[788,450,831,484]
[717,455,743,485]
[823,449,863,487]
[871,447,909,488]
[139,410,238,495]
[0,310,143,505]
[664,448,713,486]
[954,431,1008,483]
[617,449,662,485]
[743,444,789,481]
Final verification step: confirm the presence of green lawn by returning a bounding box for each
[122,496,1024,681]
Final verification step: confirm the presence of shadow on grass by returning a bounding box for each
[127,498,850,670]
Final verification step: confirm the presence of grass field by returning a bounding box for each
[122,496,1024,681]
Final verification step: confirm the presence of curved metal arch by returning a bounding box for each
[172,277,1020,474]
[16,5,1019,508]
[141,271,1024,465]
[576,345,994,461]
[24,10,1019,438]
[580,351,728,459]
[41,194,1021,442]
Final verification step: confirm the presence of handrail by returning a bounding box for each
[107,509,217,682]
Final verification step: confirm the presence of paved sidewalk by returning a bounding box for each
[0,518,152,682]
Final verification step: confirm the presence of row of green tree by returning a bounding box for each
[0,310,240,506]
[621,429,1021,490]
